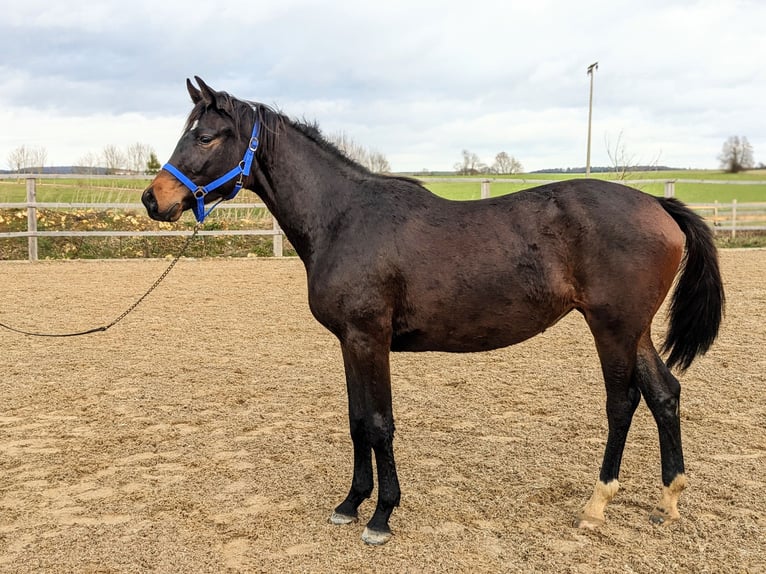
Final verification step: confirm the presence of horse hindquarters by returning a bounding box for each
[576,196,721,529]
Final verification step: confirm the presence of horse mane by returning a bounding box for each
[184,92,426,189]
[252,102,426,188]
[258,107,372,175]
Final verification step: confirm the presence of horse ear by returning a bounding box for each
[194,76,219,108]
[187,78,202,104]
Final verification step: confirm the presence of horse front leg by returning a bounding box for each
[331,329,400,545]
[330,378,374,525]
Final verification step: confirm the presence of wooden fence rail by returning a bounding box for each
[1,178,765,261]
[0,178,283,260]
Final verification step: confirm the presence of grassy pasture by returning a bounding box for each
[420,170,766,202]
[1,170,765,203]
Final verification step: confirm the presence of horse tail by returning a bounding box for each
[658,197,725,371]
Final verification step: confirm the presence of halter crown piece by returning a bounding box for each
[162,111,260,223]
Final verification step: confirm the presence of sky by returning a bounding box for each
[1,0,764,173]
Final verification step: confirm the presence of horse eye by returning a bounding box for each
[198,134,215,145]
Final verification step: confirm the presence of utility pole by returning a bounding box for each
[586,62,598,176]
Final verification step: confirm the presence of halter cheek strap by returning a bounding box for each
[162,115,260,223]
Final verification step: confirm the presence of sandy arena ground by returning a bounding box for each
[0,250,764,573]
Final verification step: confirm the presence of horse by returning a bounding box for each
[142,77,724,545]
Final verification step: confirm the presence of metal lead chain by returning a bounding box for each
[0,225,201,338]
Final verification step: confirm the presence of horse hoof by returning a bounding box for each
[329,512,358,525]
[649,507,677,525]
[573,513,604,530]
[362,527,392,545]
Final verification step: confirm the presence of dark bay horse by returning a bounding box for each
[142,77,724,545]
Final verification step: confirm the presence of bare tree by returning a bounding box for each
[126,142,155,174]
[102,145,126,175]
[605,131,661,180]
[6,145,47,173]
[368,151,391,174]
[328,131,391,173]
[7,145,31,173]
[605,131,636,180]
[454,149,486,175]
[31,146,48,173]
[719,136,754,173]
[492,151,523,174]
[76,152,100,175]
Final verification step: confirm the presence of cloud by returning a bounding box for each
[1,0,764,171]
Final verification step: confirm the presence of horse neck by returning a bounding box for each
[251,126,362,263]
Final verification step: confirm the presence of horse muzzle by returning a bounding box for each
[142,187,184,222]
[142,171,189,222]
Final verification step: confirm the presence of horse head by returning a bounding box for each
[142,77,257,222]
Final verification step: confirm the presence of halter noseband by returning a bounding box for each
[162,111,260,223]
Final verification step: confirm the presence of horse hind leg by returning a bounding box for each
[575,379,641,529]
[634,338,688,524]
[575,315,641,529]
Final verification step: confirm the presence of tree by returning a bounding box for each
[126,143,155,174]
[492,151,523,175]
[146,152,162,175]
[605,131,661,180]
[454,149,486,175]
[6,145,47,173]
[31,146,47,173]
[76,152,100,175]
[327,131,391,173]
[7,145,30,173]
[719,136,754,173]
[102,145,126,175]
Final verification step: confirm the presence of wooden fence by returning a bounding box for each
[1,178,765,261]
[0,178,283,260]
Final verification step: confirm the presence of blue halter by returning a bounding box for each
[162,116,260,223]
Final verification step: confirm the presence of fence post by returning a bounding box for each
[272,216,283,257]
[481,180,491,199]
[26,177,38,261]
[664,180,675,198]
[731,199,737,239]
[713,200,719,236]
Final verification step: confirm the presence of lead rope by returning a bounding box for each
[0,225,200,338]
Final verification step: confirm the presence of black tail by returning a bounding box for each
[658,197,725,371]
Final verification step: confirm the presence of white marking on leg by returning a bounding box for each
[651,474,688,523]
[576,479,620,529]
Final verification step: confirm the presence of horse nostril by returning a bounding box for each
[142,187,156,210]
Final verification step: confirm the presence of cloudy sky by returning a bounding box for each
[1,0,764,173]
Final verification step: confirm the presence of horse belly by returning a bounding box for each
[391,305,560,353]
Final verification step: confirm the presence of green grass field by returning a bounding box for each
[420,170,766,202]
[1,170,765,203]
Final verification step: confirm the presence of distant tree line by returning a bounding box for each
[5,143,161,175]
[76,143,160,175]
